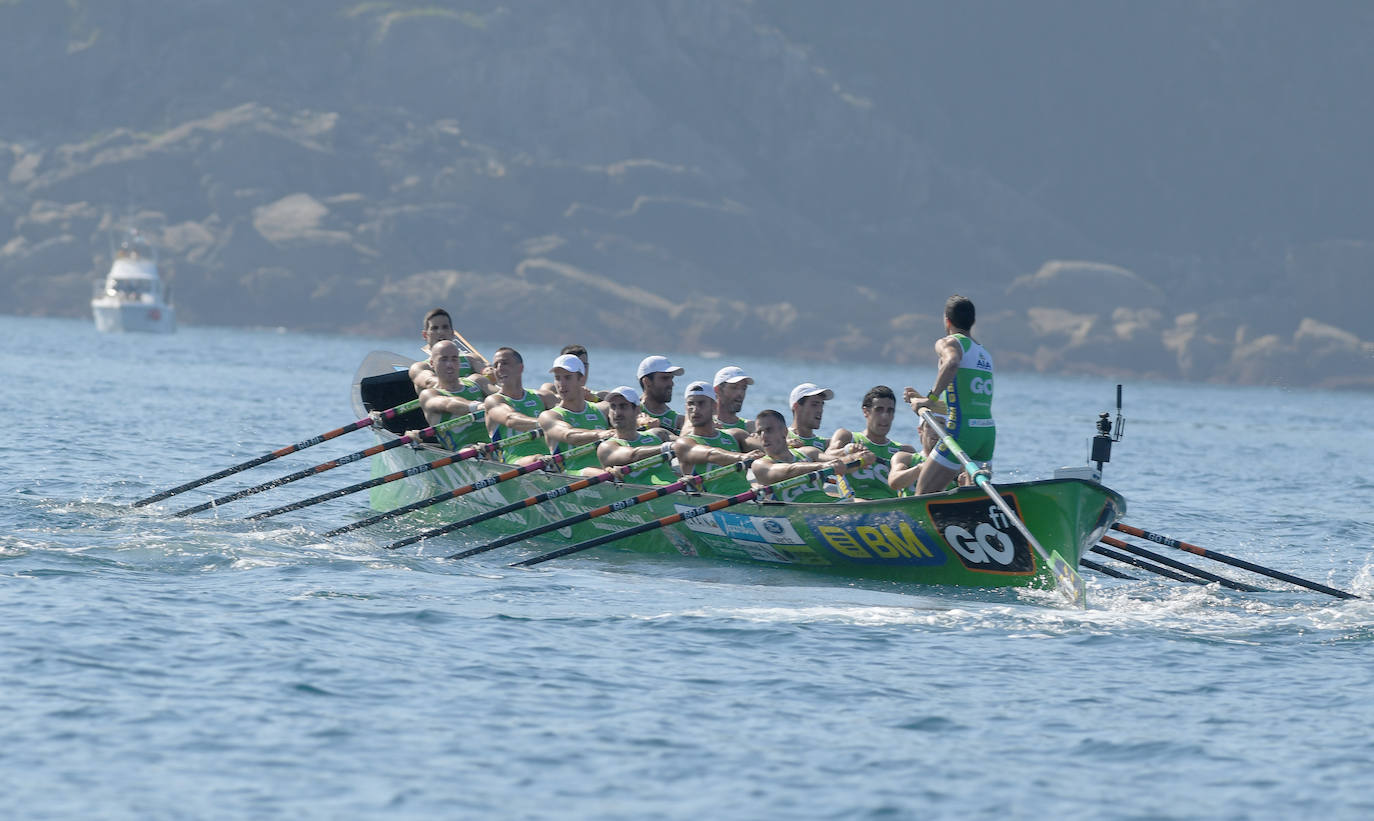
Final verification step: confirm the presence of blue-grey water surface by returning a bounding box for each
[2,315,1372,820]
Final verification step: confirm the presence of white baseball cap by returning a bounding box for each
[683,380,714,400]
[637,355,684,379]
[789,383,834,407]
[713,366,754,387]
[549,353,585,375]
[605,385,642,405]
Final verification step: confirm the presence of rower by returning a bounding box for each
[887,409,959,495]
[416,340,495,451]
[904,294,995,495]
[712,366,755,433]
[675,380,760,495]
[595,386,678,485]
[538,354,615,472]
[483,346,556,463]
[408,307,488,394]
[538,343,605,403]
[636,355,685,434]
[830,385,915,500]
[751,410,873,503]
[787,383,837,452]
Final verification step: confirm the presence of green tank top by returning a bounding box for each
[790,429,828,451]
[769,448,835,503]
[685,429,750,495]
[641,404,682,434]
[941,334,995,433]
[549,404,608,471]
[608,433,677,485]
[714,415,747,432]
[492,390,551,462]
[433,381,489,451]
[842,432,904,499]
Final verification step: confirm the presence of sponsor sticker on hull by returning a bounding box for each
[925,495,1036,575]
[675,505,805,546]
[802,511,946,566]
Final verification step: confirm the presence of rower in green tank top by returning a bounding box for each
[675,381,758,495]
[712,365,756,433]
[538,353,613,472]
[751,409,874,503]
[417,340,495,451]
[596,386,679,485]
[636,354,685,434]
[829,385,918,500]
[483,346,555,463]
[408,307,489,395]
[787,382,836,452]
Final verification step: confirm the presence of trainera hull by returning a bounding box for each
[363,432,1126,591]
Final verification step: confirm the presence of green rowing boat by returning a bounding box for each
[351,351,1126,592]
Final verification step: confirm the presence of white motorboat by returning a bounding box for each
[91,230,176,333]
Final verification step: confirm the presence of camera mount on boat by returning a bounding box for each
[1055,384,1126,483]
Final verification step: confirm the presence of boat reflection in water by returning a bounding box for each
[91,229,176,333]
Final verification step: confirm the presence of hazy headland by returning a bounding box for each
[2,1,1370,388]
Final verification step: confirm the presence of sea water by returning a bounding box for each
[2,315,1371,820]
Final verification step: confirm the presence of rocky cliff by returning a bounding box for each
[2,0,1370,388]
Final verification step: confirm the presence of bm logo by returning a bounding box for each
[925,496,1035,574]
[803,512,946,566]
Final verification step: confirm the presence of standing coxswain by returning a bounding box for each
[904,294,994,495]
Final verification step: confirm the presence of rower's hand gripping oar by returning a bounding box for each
[170,409,484,518]
[320,428,559,538]
[444,450,733,560]
[511,462,850,568]
[245,422,542,522]
[431,447,679,556]
[917,408,1088,608]
[1111,523,1359,600]
[130,399,421,508]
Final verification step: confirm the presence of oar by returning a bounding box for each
[1111,523,1359,600]
[170,410,484,518]
[453,330,486,363]
[433,449,678,556]
[512,465,838,568]
[130,399,421,507]
[320,429,556,539]
[917,409,1087,607]
[244,428,537,522]
[1080,557,1137,580]
[1092,544,1207,586]
[1100,536,1263,592]
[445,456,740,560]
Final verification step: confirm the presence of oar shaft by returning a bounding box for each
[918,409,1086,607]
[130,399,421,507]
[511,467,827,568]
[172,411,480,518]
[1080,556,1137,580]
[1111,523,1358,600]
[246,430,521,522]
[1100,536,1263,592]
[1091,545,1206,586]
[446,454,717,560]
[438,452,676,558]
[322,429,547,537]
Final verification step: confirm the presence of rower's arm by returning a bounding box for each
[484,395,541,432]
[673,439,755,469]
[419,388,481,419]
[539,410,615,448]
[887,451,922,492]
[597,434,669,468]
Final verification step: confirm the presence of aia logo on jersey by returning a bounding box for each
[925,495,1035,574]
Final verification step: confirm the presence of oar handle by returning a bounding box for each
[512,466,830,567]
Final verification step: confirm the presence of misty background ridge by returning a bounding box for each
[1,0,1370,388]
